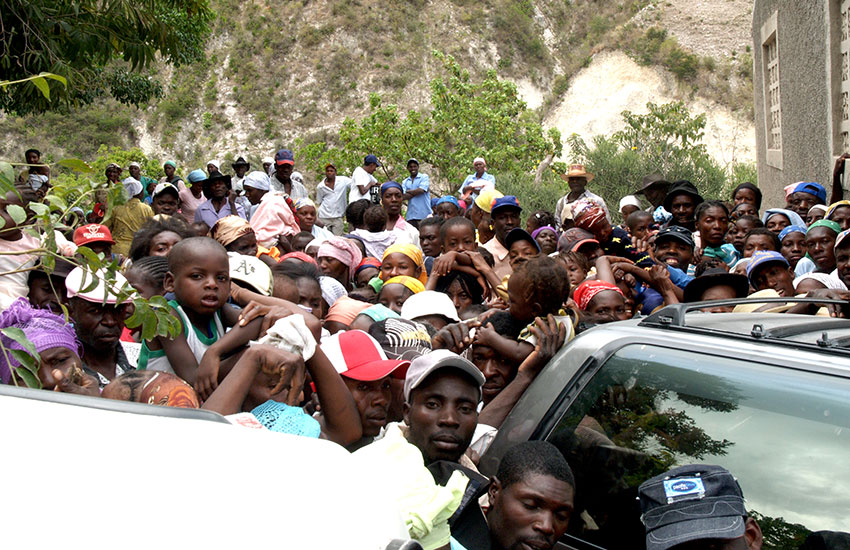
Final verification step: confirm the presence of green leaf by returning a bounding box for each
[5,204,26,225]
[56,158,93,173]
[12,364,41,389]
[10,349,37,372]
[76,246,104,269]
[2,327,40,359]
[38,72,67,86]
[30,76,50,99]
[141,309,158,342]
[124,303,144,329]
[0,161,14,190]
[28,202,49,217]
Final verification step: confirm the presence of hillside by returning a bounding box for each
[0,0,755,183]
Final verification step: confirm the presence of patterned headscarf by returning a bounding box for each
[573,280,624,311]
[572,200,606,230]
[209,215,254,247]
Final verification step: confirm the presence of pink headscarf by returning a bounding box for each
[318,237,363,281]
[325,296,371,325]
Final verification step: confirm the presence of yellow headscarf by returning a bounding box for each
[382,243,427,285]
[826,200,850,220]
[383,276,425,294]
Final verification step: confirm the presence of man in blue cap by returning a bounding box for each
[401,158,431,228]
[270,148,307,200]
[638,464,763,550]
[482,196,522,279]
[350,154,381,204]
[786,182,826,220]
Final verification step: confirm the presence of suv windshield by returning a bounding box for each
[545,344,850,549]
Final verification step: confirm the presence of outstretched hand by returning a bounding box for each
[432,320,481,354]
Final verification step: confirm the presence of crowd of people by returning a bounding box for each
[3,145,849,549]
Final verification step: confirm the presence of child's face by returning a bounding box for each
[730,219,755,251]
[378,284,413,314]
[629,217,650,240]
[295,277,323,315]
[167,250,230,315]
[508,240,540,270]
[507,273,536,322]
[780,233,807,266]
[563,260,588,288]
[419,225,442,258]
[355,266,379,288]
[381,252,420,280]
[292,234,312,252]
[125,269,162,300]
[443,225,476,253]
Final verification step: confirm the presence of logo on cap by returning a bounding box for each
[663,477,705,504]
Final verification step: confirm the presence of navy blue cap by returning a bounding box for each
[491,195,522,216]
[274,149,294,165]
[746,250,789,285]
[364,154,381,166]
[504,228,540,252]
[638,464,747,550]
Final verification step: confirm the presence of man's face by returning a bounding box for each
[207,163,218,174]
[343,376,392,438]
[25,151,40,165]
[382,187,403,217]
[164,164,175,179]
[787,191,820,217]
[473,160,486,175]
[487,473,575,550]
[643,184,668,208]
[420,224,442,257]
[235,166,248,178]
[364,162,378,175]
[753,263,795,297]
[211,180,228,200]
[472,344,516,405]
[28,275,67,314]
[325,166,337,179]
[404,371,479,464]
[407,162,419,178]
[567,176,586,193]
[671,195,697,225]
[805,227,837,271]
[152,193,179,216]
[697,206,729,248]
[493,208,521,244]
[70,298,126,352]
[128,166,141,179]
[508,240,540,270]
[275,163,293,180]
[655,238,694,269]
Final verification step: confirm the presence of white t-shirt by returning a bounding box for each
[349,166,377,203]
[0,233,40,308]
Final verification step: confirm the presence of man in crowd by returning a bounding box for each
[482,196,522,279]
[316,163,351,235]
[350,154,381,204]
[554,164,609,225]
[459,157,495,201]
[401,158,431,228]
[639,464,763,550]
[270,149,308,199]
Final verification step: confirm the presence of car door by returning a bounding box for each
[537,343,850,550]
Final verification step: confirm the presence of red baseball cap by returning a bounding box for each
[323,330,409,381]
[73,224,116,246]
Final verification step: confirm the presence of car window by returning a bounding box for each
[544,344,850,549]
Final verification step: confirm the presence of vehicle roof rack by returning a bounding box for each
[640,297,849,328]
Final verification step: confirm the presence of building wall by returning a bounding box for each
[752,0,834,209]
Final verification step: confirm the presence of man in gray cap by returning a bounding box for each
[636,173,671,210]
[638,464,763,550]
[403,349,485,466]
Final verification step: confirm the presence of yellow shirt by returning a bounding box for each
[106,198,153,256]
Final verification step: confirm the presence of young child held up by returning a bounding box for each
[137,237,264,399]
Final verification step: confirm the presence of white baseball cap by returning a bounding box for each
[228,252,274,296]
[403,349,485,403]
[66,266,132,305]
[400,291,460,324]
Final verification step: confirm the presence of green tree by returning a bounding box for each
[296,50,562,193]
[568,101,740,221]
[0,0,214,115]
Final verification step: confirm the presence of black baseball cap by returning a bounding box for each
[638,464,748,550]
[655,225,695,249]
[505,228,541,252]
